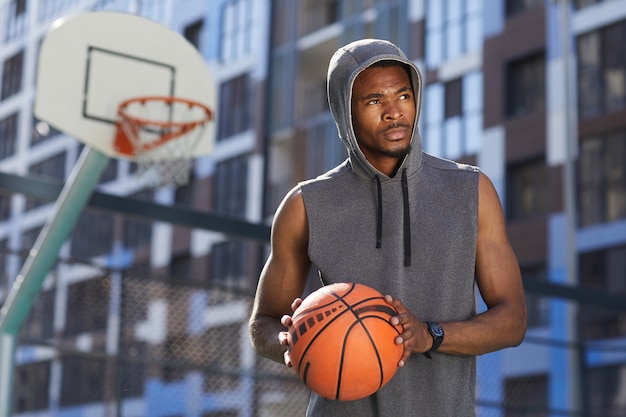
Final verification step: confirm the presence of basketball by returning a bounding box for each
[287,282,403,401]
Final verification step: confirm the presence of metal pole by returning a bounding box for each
[0,147,109,417]
[558,0,584,415]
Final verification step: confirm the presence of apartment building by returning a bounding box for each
[1,0,625,416]
[0,0,277,416]
[263,0,626,416]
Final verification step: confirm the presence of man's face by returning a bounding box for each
[351,64,416,174]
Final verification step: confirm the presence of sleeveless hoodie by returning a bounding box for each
[299,39,479,417]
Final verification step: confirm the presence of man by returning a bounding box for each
[249,39,527,417]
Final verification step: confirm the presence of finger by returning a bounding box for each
[283,350,293,367]
[278,331,289,346]
[291,298,303,311]
[281,314,293,327]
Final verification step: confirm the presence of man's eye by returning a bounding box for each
[368,99,380,105]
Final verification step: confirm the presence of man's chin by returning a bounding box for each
[382,144,412,159]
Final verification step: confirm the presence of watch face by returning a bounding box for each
[429,322,444,337]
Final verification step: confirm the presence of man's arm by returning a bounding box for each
[388,172,527,362]
[249,186,311,364]
[436,172,527,355]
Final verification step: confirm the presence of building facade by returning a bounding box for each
[0,0,625,416]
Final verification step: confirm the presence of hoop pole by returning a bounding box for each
[0,147,109,417]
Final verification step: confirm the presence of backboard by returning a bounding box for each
[34,11,216,160]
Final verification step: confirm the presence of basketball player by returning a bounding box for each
[249,39,527,416]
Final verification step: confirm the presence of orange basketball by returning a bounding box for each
[287,282,403,401]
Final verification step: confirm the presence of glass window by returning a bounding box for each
[60,356,107,406]
[579,129,626,226]
[0,112,18,158]
[183,19,203,50]
[577,20,626,118]
[425,0,483,67]
[1,50,23,100]
[218,74,250,140]
[0,192,10,222]
[579,245,626,340]
[13,361,51,412]
[505,0,544,17]
[71,209,115,259]
[506,158,547,221]
[306,114,346,177]
[28,153,66,181]
[506,52,546,118]
[220,0,252,62]
[211,240,248,289]
[588,364,626,415]
[423,72,483,159]
[521,265,550,327]
[64,276,110,336]
[444,117,462,159]
[214,155,248,219]
[504,374,549,417]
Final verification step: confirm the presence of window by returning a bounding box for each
[521,265,549,327]
[26,153,66,210]
[423,71,482,159]
[505,0,544,17]
[0,193,10,222]
[13,361,51,412]
[575,0,614,9]
[64,277,110,336]
[578,20,626,118]
[504,374,548,417]
[1,50,24,100]
[306,113,346,178]
[578,129,626,227]
[506,158,547,221]
[71,209,114,259]
[211,240,248,288]
[506,52,546,118]
[299,0,339,36]
[123,192,153,249]
[21,288,55,340]
[214,155,248,219]
[588,364,626,416]
[425,0,482,67]
[28,153,65,181]
[183,19,203,49]
[218,74,250,140]
[579,244,626,340]
[0,112,18,158]
[60,356,106,406]
[444,78,462,119]
[220,0,252,62]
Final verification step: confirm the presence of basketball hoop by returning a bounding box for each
[114,96,214,187]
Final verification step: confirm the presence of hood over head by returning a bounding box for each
[327,39,424,180]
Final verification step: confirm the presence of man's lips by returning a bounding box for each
[382,123,411,140]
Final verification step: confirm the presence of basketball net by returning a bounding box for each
[114,96,213,187]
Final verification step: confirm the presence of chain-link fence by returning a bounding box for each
[2,215,626,416]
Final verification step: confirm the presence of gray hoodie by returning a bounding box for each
[299,39,478,416]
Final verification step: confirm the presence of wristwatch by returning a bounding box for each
[423,322,444,359]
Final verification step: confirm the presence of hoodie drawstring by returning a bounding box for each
[374,169,411,267]
[375,175,382,249]
[401,168,411,267]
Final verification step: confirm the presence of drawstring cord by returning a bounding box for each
[401,168,411,267]
[374,169,411,267]
[375,175,382,249]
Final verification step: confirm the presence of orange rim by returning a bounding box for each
[114,96,213,156]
